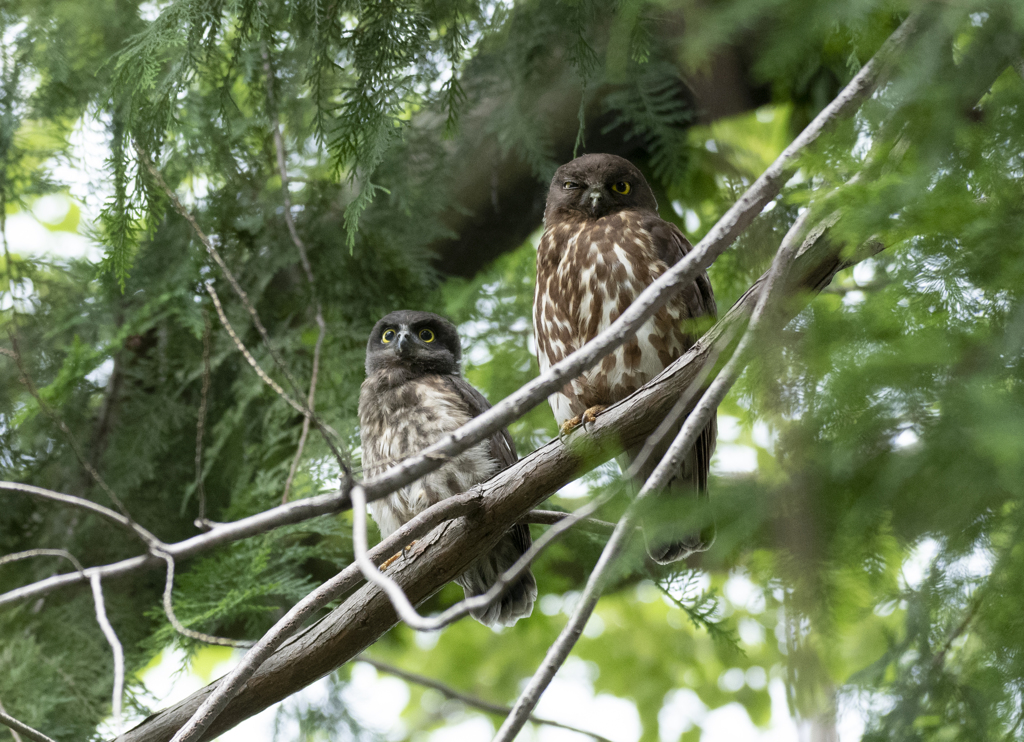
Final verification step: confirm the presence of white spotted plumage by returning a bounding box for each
[533,153,718,564]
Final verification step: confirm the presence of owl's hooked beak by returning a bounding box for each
[396,330,414,357]
[585,188,603,216]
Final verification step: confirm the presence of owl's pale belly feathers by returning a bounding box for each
[359,376,496,538]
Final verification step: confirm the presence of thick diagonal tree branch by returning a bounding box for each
[169,488,616,742]
[115,213,882,742]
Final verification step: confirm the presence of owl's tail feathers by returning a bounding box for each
[628,416,717,565]
[641,491,716,564]
[455,524,538,628]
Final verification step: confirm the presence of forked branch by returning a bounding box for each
[132,144,351,478]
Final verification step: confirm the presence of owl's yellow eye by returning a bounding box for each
[611,181,631,195]
[418,328,435,343]
[563,180,581,189]
[382,329,396,343]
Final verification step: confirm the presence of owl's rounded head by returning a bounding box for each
[544,153,658,223]
[365,310,462,377]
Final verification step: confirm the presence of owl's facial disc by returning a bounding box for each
[366,310,461,377]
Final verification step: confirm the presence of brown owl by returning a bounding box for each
[358,310,536,626]
[533,153,717,563]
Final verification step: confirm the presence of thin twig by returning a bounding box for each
[132,144,303,398]
[932,593,982,669]
[522,509,618,535]
[90,574,124,737]
[357,656,618,742]
[133,143,351,478]
[493,500,639,742]
[195,309,213,529]
[493,202,818,742]
[281,313,323,503]
[5,332,133,519]
[348,483,618,632]
[0,701,20,742]
[153,550,254,648]
[0,484,356,608]
[204,282,305,416]
[0,548,84,573]
[0,481,163,550]
[261,41,328,505]
[0,708,54,742]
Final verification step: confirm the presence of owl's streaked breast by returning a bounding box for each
[358,375,495,538]
[534,212,690,426]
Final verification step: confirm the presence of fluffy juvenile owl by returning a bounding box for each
[533,153,717,563]
[358,310,536,626]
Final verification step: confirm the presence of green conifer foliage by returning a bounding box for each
[3,1,1024,740]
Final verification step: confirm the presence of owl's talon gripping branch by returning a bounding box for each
[378,540,418,572]
[558,415,582,439]
[559,405,607,438]
[581,405,606,428]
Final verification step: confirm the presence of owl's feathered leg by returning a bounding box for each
[622,415,717,564]
[454,524,538,627]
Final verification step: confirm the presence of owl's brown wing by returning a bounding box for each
[441,375,518,469]
[641,214,717,321]
[441,374,535,622]
[630,213,718,562]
